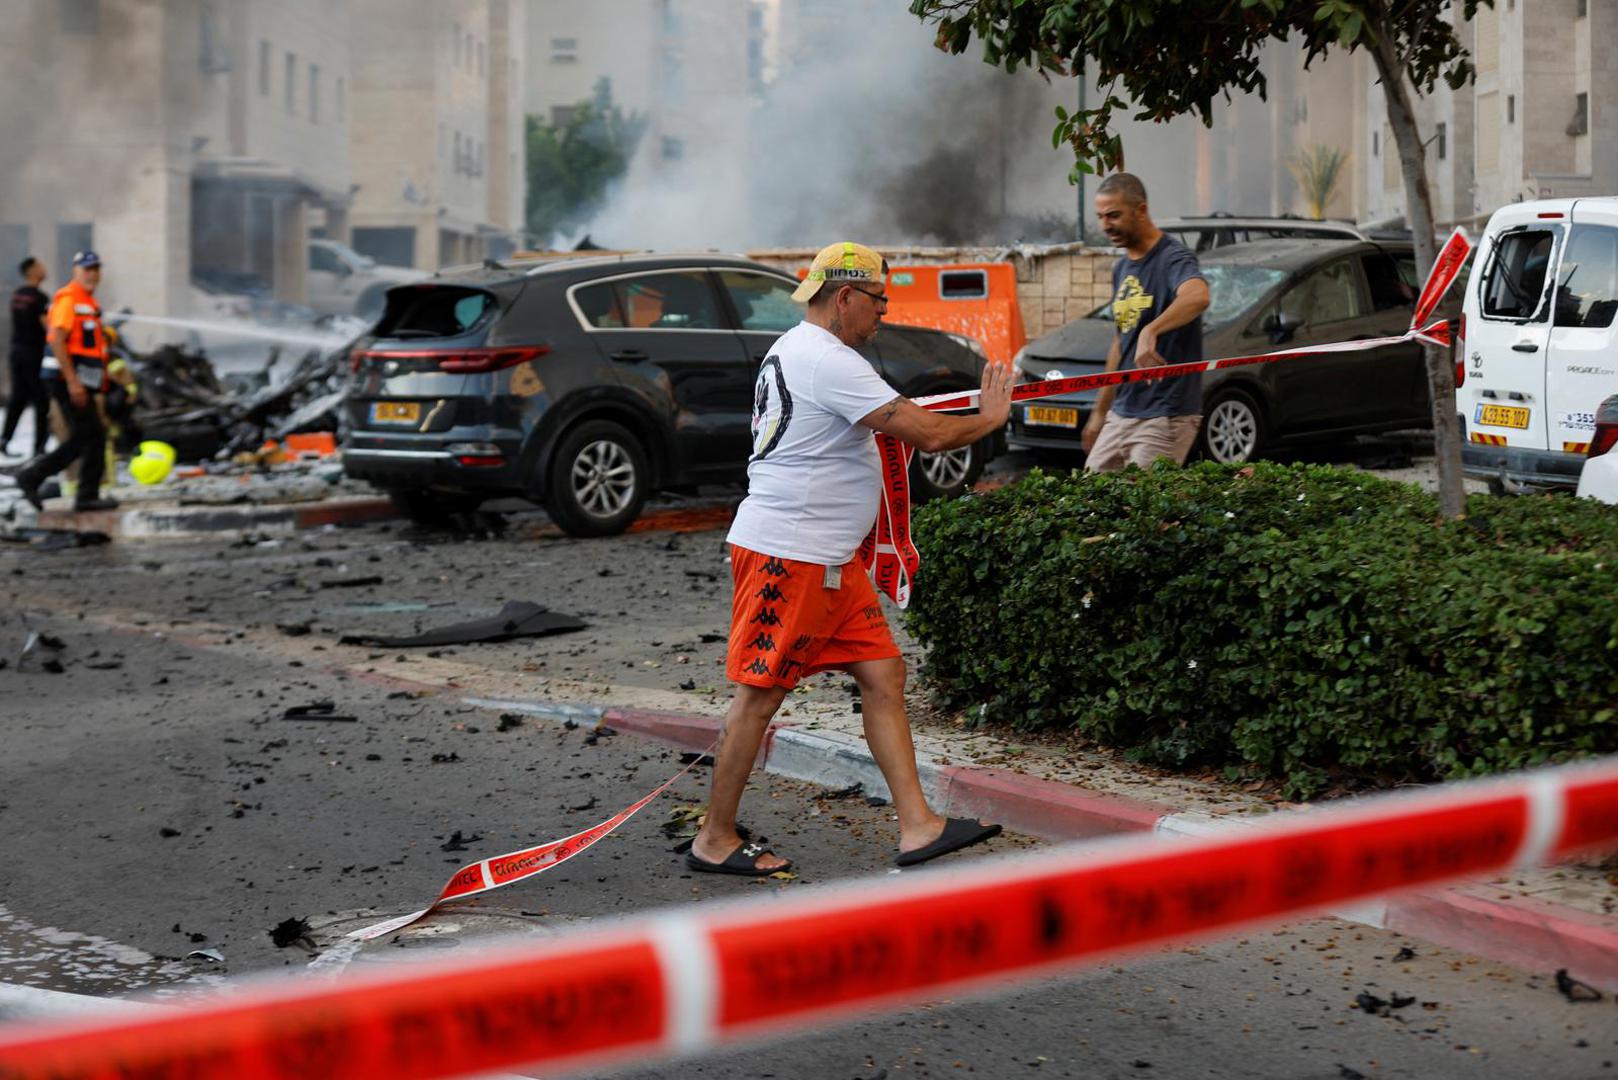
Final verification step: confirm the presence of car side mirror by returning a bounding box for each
[1263,311,1303,344]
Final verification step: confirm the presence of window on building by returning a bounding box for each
[551,37,578,63]
[199,3,230,73]
[1555,225,1618,328]
[1569,92,1589,136]
[661,136,684,161]
[1481,228,1556,320]
[336,77,346,123]
[60,0,98,34]
[353,227,416,269]
[309,64,320,123]
[748,5,764,30]
[747,38,764,86]
[662,2,684,36]
[551,105,578,128]
[1436,122,1447,160]
[662,52,684,99]
[454,131,464,173]
[1578,0,1588,16]
[478,41,485,76]
[453,23,462,66]
[259,40,271,95]
[1371,130,1379,156]
[285,52,296,115]
[1507,94,1516,123]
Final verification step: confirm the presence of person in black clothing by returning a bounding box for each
[2,257,49,457]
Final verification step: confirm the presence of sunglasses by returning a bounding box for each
[846,285,888,306]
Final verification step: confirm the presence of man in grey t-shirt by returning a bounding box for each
[1082,173,1212,472]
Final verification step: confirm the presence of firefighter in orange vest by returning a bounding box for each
[9,250,119,512]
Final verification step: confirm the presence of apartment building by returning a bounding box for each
[0,0,352,320]
[1359,0,1616,230]
[523,0,759,245]
[348,0,526,270]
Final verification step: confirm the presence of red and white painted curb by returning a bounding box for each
[468,694,1618,991]
[2,751,1616,1080]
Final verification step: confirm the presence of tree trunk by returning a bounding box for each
[1370,33,1467,519]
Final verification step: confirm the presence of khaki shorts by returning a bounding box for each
[1085,412,1201,473]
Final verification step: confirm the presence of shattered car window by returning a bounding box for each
[1200,266,1287,327]
[719,271,800,332]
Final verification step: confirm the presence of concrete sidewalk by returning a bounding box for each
[465,690,1618,994]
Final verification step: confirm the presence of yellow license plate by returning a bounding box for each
[1475,404,1530,429]
[1026,405,1080,427]
[370,401,422,425]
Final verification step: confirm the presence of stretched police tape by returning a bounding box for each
[861,228,1475,607]
[3,751,1617,1080]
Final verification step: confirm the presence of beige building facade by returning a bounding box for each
[1358,0,1616,231]
[0,0,353,318]
[349,0,526,270]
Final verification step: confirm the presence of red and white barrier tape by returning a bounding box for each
[348,742,716,941]
[862,229,1473,607]
[1,751,1615,1079]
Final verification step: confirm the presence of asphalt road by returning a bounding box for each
[1,498,1613,1078]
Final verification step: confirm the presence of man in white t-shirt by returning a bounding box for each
[688,241,1013,876]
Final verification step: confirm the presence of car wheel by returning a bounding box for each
[388,489,484,524]
[910,438,987,502]
[545,420,650,537]
[1199,388,1266,464]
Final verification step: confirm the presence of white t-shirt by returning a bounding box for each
[727,321,900,565]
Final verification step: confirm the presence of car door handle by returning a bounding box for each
[1511,342,1540,353]
[610,349,648,362]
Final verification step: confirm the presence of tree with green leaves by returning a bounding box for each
[910,0,1490,518]
[525,77,646,248]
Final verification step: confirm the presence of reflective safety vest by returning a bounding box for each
[43,280,108,387]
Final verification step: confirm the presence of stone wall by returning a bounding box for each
[748,244,1116,346]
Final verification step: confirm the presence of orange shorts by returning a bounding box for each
[725,545,900,690]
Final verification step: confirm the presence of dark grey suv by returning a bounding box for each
[342,254,995,535]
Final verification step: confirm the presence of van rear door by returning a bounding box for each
[1545,200,1618,454]
[1463,209,1562,450]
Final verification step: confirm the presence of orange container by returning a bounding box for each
[284,432,339,459]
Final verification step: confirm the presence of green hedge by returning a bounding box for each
[908,462,1618,797]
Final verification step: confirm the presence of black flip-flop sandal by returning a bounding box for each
[671,824,757,855]
[895,818,1002,867]
[685,839,792,877]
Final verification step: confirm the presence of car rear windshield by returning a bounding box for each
[374,286,497,339]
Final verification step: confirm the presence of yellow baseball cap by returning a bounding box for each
[791,241,889,302]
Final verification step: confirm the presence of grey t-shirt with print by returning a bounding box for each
[1110,234,1206,419]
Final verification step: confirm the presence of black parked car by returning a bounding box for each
[342,254,996,535]
[1007,239,1459,463]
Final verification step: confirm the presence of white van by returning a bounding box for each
[1460,197,1618,490]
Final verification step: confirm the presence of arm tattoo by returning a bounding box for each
[881,401,901,422]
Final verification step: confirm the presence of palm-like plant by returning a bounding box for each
[1288,144,1349,221]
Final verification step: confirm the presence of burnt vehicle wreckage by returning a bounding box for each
[106,321,356,464]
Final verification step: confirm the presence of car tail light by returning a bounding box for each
[353,345,549,374]
[1454,313,1466,388]
[1591,398,1618,458]
[446,441,506,467]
